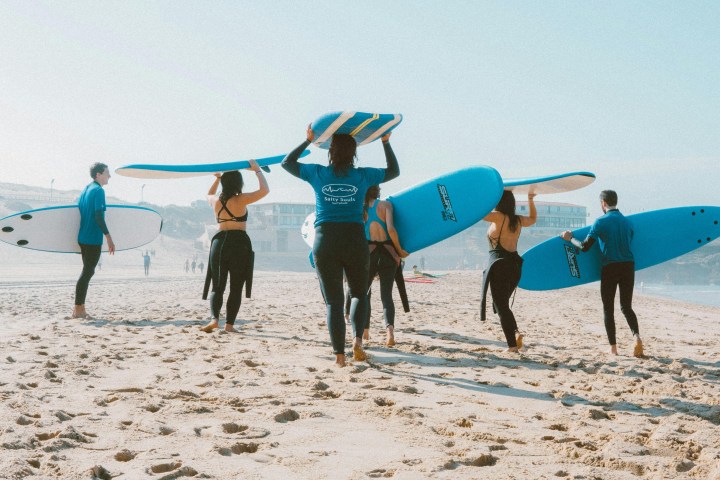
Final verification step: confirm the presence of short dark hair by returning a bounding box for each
[90,162,108,179]
[600,190,618,207]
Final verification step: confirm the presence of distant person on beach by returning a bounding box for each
[562,190,643,357]
[191,259,196,273]
[282,125,399,367]
[143,250,151,276]
[201,161,268,333]
[198,261,204,274]
[481,191,536,352]
[185,259,189,273]
[73,162,115,319]
[363,184,408,347]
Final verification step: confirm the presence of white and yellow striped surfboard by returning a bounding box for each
[311,111,403,149]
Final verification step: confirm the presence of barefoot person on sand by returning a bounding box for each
[562,190,643,357]
[201,161,268,333]
[282,125,400,367]
[73,162,115,319]
[481,191,537,353]
[363,185,409,346]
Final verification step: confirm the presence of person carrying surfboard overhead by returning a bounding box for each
[481,191,537,352]
[282,125,399,367]
[201,161,269,334]
[73,162,115,319]
[363,184,409,347]
[561,190,643,358]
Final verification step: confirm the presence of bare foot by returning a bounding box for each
[507,347,519,353]
[200,321,219,333]
[608,345,619,355]
[515,333,524,350]
[353,339,367,362]
[72,306,88,319]
[362,329,369,342]
[633,336,644,358]
[335,354,347,367]
[386,326,396,347]
[224,325,238,333]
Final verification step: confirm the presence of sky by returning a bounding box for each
[1,1,718,219]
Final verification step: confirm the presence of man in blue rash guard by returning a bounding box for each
[282,125,399,367]
[561,190,643,358]
[73,162,115,319]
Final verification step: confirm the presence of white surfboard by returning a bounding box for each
[0,205,162,253]
[503,171,596,195]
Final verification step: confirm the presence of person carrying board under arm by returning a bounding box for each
[73,162,115,319]
[561,190,643,358]
[282,125,399,368]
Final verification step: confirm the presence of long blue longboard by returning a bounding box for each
[300,166,504,253]
[115,151,310,179]
[0,205,162,254]
[519,206,720,290]
[311,111,403,150]
[503,171,595,195]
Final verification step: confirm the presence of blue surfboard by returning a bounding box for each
[115,150,310,179]
[311,111,403,150]
[389,166,503,253]
[519,206,720,291]
[503,171,596,195]
[0,205,162,254]
[300,166,504,253]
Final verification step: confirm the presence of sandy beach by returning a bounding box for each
[1,256,719,480]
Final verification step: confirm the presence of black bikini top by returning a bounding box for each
[216,198,248,223]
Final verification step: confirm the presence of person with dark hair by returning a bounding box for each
[561,190,643,357]
[282,125,400,367]
[73,162,115,319]
[363,184,408,346]
[480,191,536,352]
[200,161,268,333]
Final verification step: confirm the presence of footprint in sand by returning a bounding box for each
[274,409,300,423]
[222,423,249,434]
[114,449,136,462]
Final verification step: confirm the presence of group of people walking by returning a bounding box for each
[73,129,643,367]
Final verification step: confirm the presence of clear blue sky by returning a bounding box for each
[1,1,718,219]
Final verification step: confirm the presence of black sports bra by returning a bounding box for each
[216,198,248,223]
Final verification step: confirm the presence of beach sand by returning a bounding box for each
[1,264,719,479]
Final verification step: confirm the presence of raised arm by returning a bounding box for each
[380,132,399,183]
[207,173,221,205]
[385,202,409,258]
[282,124,313,178]
[241,160,270,205]
[521,193,537,226]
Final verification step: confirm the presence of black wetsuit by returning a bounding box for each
[481,216,524,348]
[202,200,254,325]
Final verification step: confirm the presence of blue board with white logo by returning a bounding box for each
[115,151,310,179]
[311,111,403,150]
[0,205,162,254]
[300,166,504,253]
[519,206,720,290]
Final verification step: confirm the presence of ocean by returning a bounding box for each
[640,283,720,308]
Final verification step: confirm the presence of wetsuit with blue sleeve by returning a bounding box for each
[75,181,109,306]
[569,208,639,345]
[282,139,399,356]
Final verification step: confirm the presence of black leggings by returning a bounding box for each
[488,258,521,348]
[600,261,639,345]
[365,247,397,329]
[75,244,101,306]
[313,223,369,355]
[209,230,252,325]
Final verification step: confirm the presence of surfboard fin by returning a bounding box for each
[261,166,271,173]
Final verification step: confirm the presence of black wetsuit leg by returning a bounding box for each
[314,223,369,355]
[209,231,251,324]
[75,244,101,305]
[601,261,639,345]
[488,258,521,348]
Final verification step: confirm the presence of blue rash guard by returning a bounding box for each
[584,209,634,266]
[77,181,108,245]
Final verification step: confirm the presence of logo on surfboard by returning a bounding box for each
[564,244,580,279]
[436,184,457,222]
